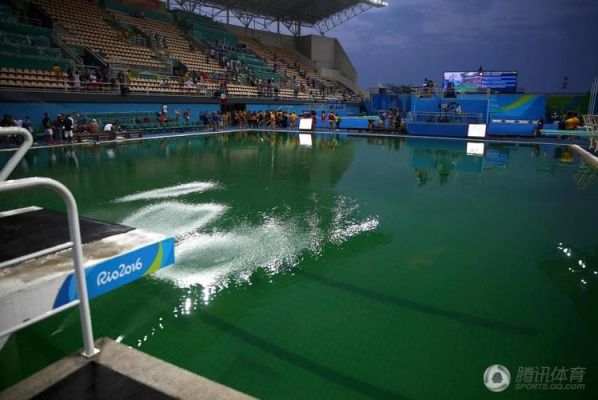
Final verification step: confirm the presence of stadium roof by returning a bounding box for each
[170,0,388,35]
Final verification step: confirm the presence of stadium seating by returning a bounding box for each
[31,0,167,70]
[0,67,69,90]
[109,11,225,75]
[0,0,351,100]
[0,5,74,72]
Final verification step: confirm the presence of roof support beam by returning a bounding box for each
[169,1,379,36]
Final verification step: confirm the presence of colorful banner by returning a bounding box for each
[489,94,546,120]
[53,238,175,308]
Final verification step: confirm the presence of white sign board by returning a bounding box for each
[468,124,487,138]
[299,118,313,131]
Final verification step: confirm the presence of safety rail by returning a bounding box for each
[406,111,484,124]
[583,114,598,151]
[414,87,492,98]
[0,127,98,358]
[0,80,319,100]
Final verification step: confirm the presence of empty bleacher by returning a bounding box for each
[0,0,352,100]
[109,11,225,76]
[31,0,167,70]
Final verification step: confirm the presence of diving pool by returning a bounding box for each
[1,132,597,399]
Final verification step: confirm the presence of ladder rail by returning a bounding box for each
[0,127,33,182]
[0,127,98,358]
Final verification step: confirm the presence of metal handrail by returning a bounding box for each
[406,111,484,124]
[0,128,33,182]
[0,128,98,358]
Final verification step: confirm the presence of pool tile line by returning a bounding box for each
[296,270,537,337]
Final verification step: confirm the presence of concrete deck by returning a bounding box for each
[0,337,254,400]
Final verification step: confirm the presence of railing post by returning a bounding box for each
[59,183,99,357]
[0,135,100,357]
[0,127,33,182]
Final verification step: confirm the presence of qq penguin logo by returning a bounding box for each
[483,364,510,392]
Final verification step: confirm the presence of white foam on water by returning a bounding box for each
[328,196,379,245]
[133,194,379,302]
[155,216,311,291]
[329,217,379,245]
[121,201,228,236]
[114,181,220,202]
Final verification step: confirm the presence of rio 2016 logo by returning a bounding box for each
[484,364,511,392]
[96,258,143,287]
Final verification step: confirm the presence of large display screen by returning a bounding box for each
[443,71,517,93]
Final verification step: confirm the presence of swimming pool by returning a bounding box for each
[1,132,597,399]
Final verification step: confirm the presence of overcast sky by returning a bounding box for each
[329,0,598,92]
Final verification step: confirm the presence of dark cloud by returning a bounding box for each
[331,0,598,92]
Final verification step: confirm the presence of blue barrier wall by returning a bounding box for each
[370,94,411,113]
[406,122,469,137]
[487,123,537,136]
[486,94,546,136]
[0,101,361,128]
[412,95,488,118]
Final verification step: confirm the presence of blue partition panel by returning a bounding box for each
[487,122,537,136]
[406,122,469,137]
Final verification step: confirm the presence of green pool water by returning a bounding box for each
[1,132,597,399]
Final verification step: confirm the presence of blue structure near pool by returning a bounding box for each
[402,91,546,138]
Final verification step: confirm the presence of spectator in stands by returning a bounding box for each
[103,122,114,132]
[184,78,194,93]
[88,71,98,90]
[73,70,81,90]
[64,114,74,143]
[51,63,61,80]
[183,109,191,121]
[89,119,100,134]
[42,113,53,144]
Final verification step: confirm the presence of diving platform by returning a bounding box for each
[0,206,175,347]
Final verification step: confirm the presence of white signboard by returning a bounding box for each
[468,124,487,138]
[299,118,313,131]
